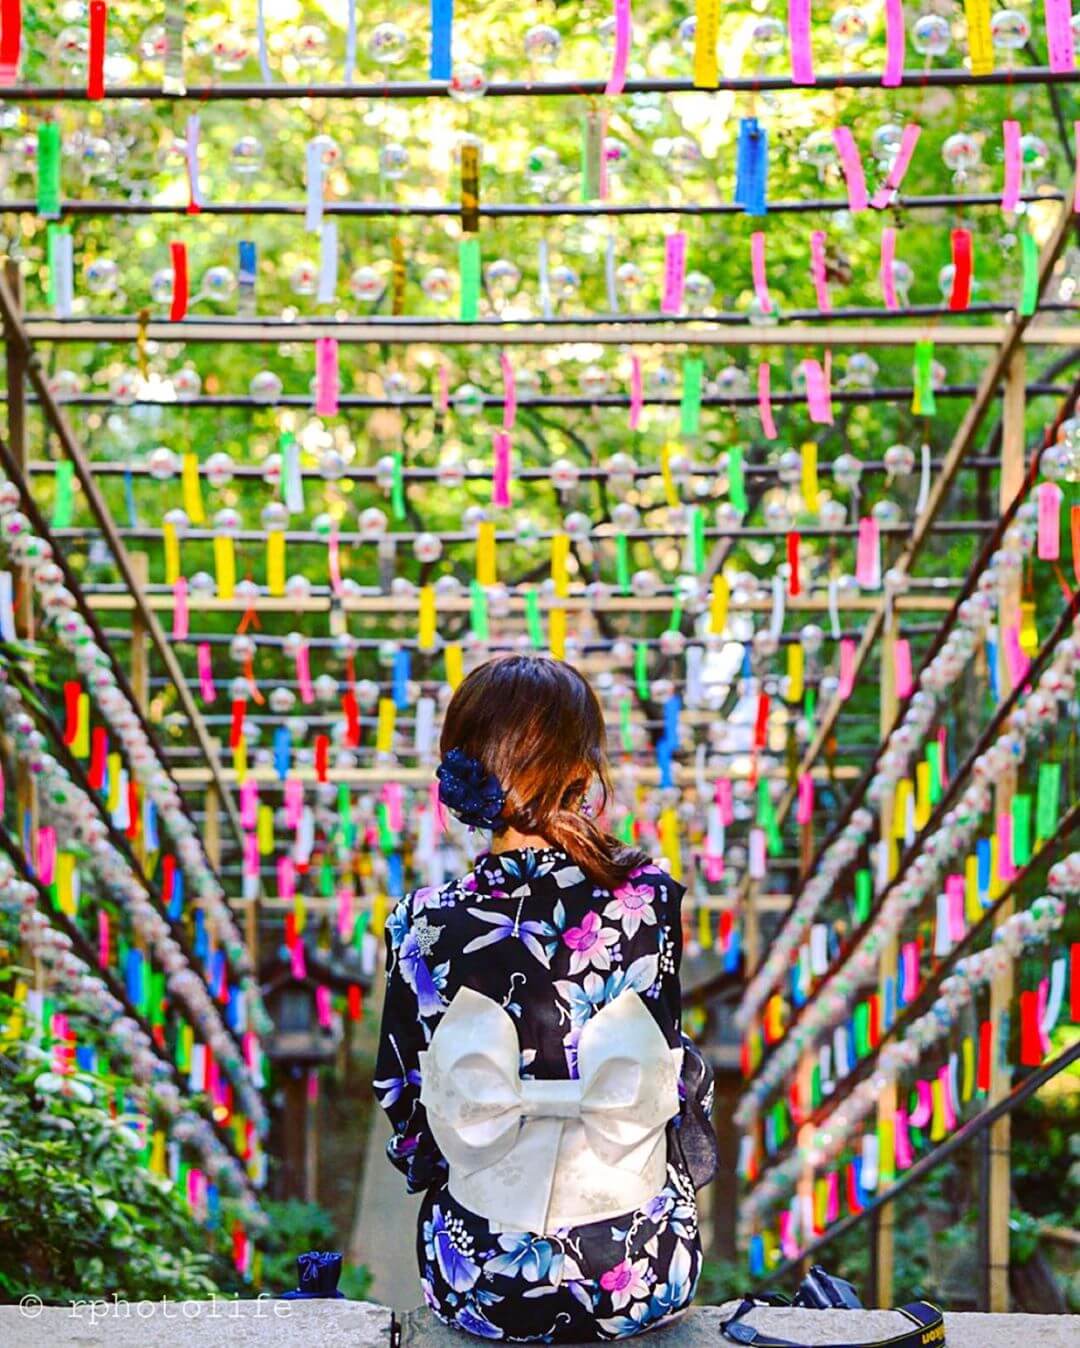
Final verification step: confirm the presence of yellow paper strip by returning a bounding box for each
[787,644,804,703]
[892,779,912,839]
[72,692,91,758]
[930,1078,946,1142]
[445,643,464,689]
[476,520,497,586]
[692,0,719,87]
[660,442,679,508]
[418,584,437,651]
[150,1128,167,1175]
[961,1037,975,1102]
[163,521,180,585]
[234,735,247,783]
[710,574,730,635]
[107,753,122,811]
[56,851,77,915]
[371,893,388,936]
[549,607,566,659]
[182,452,205,524]
[266,532,285,597]
[878,1112,896,1185]
[914,761,931,831]
[257,804,274,855]
[1019,601,1038,656]
[801,440,819,512]
[376,698,396,754]
[213,535,236,600]
[964,0,994,76]
[659,806,682,881]
[965,855,981,923]
[551,532,570,598]
[293,894,306,935]
[989,836,1002,898]
[697,903,712,949]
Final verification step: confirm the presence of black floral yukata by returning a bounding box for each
[374,846,708,1343]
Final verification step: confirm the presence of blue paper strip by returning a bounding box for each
[169,870,184,920]
[387,851,404,897]
[430,0,453,79]
[274,724,292,779]
[393,648,411,709]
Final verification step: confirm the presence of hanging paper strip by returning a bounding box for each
[169,242,189,321]
[1001,120,1022,213]
[680,357,703,435]
[882,0,905,86]
[912,340,937,415]
[801,440,819,511]
[430,0,453,78]
[163,0,185,93]
[833,127,868,211]
[661,232,687,315]
[0,0,22,84]
[964,0,994,76]
[1045,0,1076,71]
[51,461,75,528]
[87,0,106,99]
[319,221,338,303]
[949,229,973,310]
[788,0,814,84]
[837,637,856,699]
[757,363,777,439]
[692,0,719,87]
[172,577,189,640]
[36,123,61,220]
[181,452,204,524]
[1036,482,1063,560]
[870,124,921,209]
[801,358,832,424]
[315,337,340,416]
[266,531,285,597]
[460,141,480,231]
[1020,226,1040,316]
[184,113,203,213]
[604,0,632,96]
[880,227,899,310]
[734,117,768,216]
[459,238,481,322]
[750,232,772,313]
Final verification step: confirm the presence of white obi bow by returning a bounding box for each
[419,986,681,1234]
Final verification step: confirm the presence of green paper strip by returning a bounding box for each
[150,972,166,1025]
[667,603,683,634]
[51,460,75,528]
[925,742,942,805]
[459,238,481,322]
[320,855,334,897]
[618,814,635,844]
[390,451,406,521]
[37,123,61,220]
[689,505,706,575]
[615,532,630,594]
[854,869,872,924]
[728,445,747,514]
[46,224,67,307]
[338,783,355,849]
[1020,228,1039,317]
[376,802,395,853]
[773,1099,788,1146]
[757,778,782,855]
[913,339,937,416]
[853,1001,870,1057]
[524,588,543,648]
[634,641,649,701]
[803,687,815,726]
[810,1063,822,1109]
[1035,761,1061,841]
[469,579,489,640]
[353,910,370,951]
[680,356,704,436]
[1011,793,1032,867]
[619,697,633,753]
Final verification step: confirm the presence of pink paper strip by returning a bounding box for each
[757,362,778,439]
[1036,976,1051,1055]
[901,941,919,1000]
[801,357,833,424]
[838,637,856,699]
[714,777,734,825]
[788,0,815,85]
[880,226,899,310]
[381,781,405,832]
[1045,0,1076,73]
[315,984,333,1028]
[893,637,913,698]
[796,772,814,825]
[172,576,189,639]
[825,1170,840,1223]
[894,1108,914,1168]
[809,230,831,311]
[492,431,512,507]
[290,937,306,980]
[277,855,296,899]
[856,517,881,588]
[1001,120,1022,213]
[946,875,966,940]
[629,354,644,429]
[37,825,57,886]
[871,123,921,209]
[315,337,339,416]
[661,231,687,314]
[307,1069,319,1101]
[336,889,355,941]
[937,725,948,788]
[604,0,632,96]
[910,1079,933,1128]
[1003,622,1030,688]
[750,231,772,313]
[833,127,868,211]
[239,779,258,830]
[429,779,446,836]
[284,777,304,828]
[779,1207,799,1259]
[500,352,517,430]
[328,528,343,596]
[243,830,259,877]
[938,1063,957,1131]
[882,0,906,86]
[295,643,314,704]
[997,812,1016,881]
[1036,480,1063,559]
[197,644,216,702]
[97,909,110,969]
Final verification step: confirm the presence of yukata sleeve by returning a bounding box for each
[373,900,449,1194]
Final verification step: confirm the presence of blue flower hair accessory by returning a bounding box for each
[436,748,506,830]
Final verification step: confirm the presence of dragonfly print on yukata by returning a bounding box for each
[374,845,705,1343]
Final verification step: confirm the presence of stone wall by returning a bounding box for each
[0,1299,1077,1348]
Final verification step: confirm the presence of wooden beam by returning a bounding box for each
[169,763,861,787]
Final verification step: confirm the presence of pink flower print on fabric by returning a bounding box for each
[603,882,657,938]
[599,1257,651,1309]
[562,910,619,974]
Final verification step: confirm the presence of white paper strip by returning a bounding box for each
[933,893,951,956]
[414,695,436,757]
[916,440,931,516]
[256,0,271,81]
[605,231,618,313]
[685,644,704,708]
[305,138,325,232]
[827,575,841,638]
[538,238,552,319]
[748,826,766,878]
[860,1132,880,1190]
[769,571,785,640]
[318,219,338,303]
[344,0,358,83]
[53,231,74,317]
[809,922,829,975]
[282,436,305,514]
[0,572,15,643]
[1042,955,1066,1035]
[294,806,315,864]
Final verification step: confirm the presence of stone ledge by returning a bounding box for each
[0,1300,1077,1348]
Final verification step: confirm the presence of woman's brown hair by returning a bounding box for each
[439,655,649,890]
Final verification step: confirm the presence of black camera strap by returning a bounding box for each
[719,1297,945,1347]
